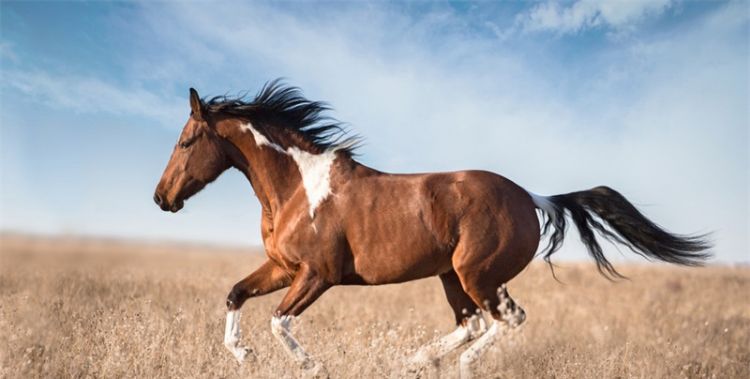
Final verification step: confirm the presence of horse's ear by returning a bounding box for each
[189,88,203,120]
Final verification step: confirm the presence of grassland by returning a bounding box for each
[1,234,748,378]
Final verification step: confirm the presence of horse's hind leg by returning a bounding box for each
[458,284,526,379]
[408,270,487,366]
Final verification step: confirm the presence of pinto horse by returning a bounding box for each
[154,81,710,378]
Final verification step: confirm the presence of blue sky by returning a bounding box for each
[1,1,747,263]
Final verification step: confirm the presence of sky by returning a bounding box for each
[1,1,748,263]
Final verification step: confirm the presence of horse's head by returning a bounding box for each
[154,88,232,212]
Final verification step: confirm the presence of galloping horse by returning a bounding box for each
[154,81,710,378]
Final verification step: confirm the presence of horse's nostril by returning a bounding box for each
[154,193,163,206]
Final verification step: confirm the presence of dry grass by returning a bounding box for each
[1,234,748,378]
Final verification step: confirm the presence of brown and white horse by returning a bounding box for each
[154,81,710,378]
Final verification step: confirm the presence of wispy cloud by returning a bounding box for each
[514,0,675,35]
[134,3,572,168]
[0,41,18,63]
[2,69,184,128]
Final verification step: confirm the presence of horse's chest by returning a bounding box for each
[265,209,339,269]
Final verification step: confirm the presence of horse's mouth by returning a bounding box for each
[170,199,184,213]
[168,179,203,213]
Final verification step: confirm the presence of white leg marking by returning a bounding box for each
[408,313,487,366]
[459,320,502,379]
[409,325,471,365]
[270,315,328,377]
[468,312,488,338]
[224,310,250,363]
[270,315,310,363]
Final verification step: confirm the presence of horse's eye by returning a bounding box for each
[179,141,191,149]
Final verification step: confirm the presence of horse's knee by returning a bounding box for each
[226,284,248,310]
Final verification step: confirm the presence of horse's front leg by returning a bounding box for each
[271,263,332,377]
[225,259,292,363]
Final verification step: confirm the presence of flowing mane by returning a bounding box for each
[203,80,360,154]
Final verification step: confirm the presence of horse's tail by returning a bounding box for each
[528,186,712,279]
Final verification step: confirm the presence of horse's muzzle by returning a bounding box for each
[170,199,184,213]
[153,192,183,212]
[153,192,167,210]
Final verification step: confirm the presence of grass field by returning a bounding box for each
[1,234,748,378]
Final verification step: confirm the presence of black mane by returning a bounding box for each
[203,79,359,154]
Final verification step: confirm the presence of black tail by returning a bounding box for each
[533,186,712,279]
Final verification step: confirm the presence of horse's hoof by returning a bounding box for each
[226,344,252,364]
[406,353,436,371]
[407,350,430,366]
[405,352,434,377]
[405,362,431,378]
[236,347,251,363]
[301,360,329,379]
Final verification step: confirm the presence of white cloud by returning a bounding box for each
[135,3,572,170]
[2,70,184,128]
[0,41,19,63]
[516,0,675,35]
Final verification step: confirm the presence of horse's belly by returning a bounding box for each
[337,171,464,284]
[342,251,453,285]
[342,225,454,285]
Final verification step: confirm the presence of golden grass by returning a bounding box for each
[1,234,748,378]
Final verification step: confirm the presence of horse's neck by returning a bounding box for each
[219,119,359,218]
[217,122,299,216]
[244,148,303,216]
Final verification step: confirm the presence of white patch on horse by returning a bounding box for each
[270,315,327,375]
[408,313,487,366]
[459,320,502,379]
[286,147,337,218]
[409,325,471,366]
[240,122,285,153]
[528,192,554,212]
[240,122,340,219]
[528,191,558,223]
[224,310,250,363]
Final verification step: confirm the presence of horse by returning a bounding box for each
[153,81,710,378]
